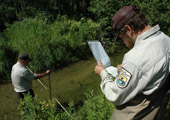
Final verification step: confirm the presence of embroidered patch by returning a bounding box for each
[116,68,132,88]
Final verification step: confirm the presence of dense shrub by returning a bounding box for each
[2,0,170,79]
[4,17,52,73]
[0,34,17,80]
[88,0,170,53]
[18,90,114,120]
[88,0,128,54]
[18,90,170,120]
[48,16,101,69]
[3,16,101,73]
[78,90,114,119]
[18,94,74,120]
[132,0,170,35]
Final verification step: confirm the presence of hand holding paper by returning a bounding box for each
[117,64,122,73]
[88,40,118,77]
[94,61,105,75]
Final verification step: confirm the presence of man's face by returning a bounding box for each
[22,60,30,66]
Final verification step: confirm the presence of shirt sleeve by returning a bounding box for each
[22,69,35,81]
[100,62,144,105]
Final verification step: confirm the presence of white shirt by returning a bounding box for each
[11,62,35,92]
[100,25,170,105]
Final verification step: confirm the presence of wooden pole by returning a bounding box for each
[26,66,47,90]
[48,74,52,101]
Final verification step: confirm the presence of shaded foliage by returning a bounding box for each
[0,0,90,31]
[132,0,170,35]
[0,34,17,80]
[88,0,129,54]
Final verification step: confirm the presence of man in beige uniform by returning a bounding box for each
[94,5,170,120]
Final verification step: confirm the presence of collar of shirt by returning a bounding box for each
[134,24,160,48]
[17,61,26,68]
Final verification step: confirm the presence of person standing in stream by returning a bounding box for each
[11,53,51,100]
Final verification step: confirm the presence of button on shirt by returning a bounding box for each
[100,25,170,106]
[11,62,35,92]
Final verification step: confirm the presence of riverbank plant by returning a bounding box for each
[18,90,170,120]
[18,90,114,120]
[2,15,101,78]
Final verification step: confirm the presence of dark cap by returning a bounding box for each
[18,54,32,61]
[112,5,136,31]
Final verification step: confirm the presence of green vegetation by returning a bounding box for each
[0,57,120,120]
[1,0,170,119]
[3,16,101,78]
[1,0,170,80]
[0,35,15,80]
[18,91,114,120]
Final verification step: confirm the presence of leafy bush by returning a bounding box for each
[132,0,170,35]
[88,0,129,54]
[18,94,40,120]
[18,94,75,120]
[48,16,101,69]
[88,0,170,54]
[18,90,114,120]
[79,90,114,120]
[18,90,170,120]
[0,34,17,80]
[4,17,52,73]
[3,16,101,74]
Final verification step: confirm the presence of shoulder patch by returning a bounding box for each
[116,68,132,88]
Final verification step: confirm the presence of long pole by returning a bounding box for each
[27,66,71,117]
[54,98,71,117]
[48,73,71,117]
[26,66,47,90]
[37,79,48,90]
[48,74,52,101]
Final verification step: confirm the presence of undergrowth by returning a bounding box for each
[18,90,114,120]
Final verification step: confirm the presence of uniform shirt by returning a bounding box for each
[11,62,35,92]
[100,25,170,106]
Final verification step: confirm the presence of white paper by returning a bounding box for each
[88,40,111,67]
[106,66,118,77]
[88,40,118,77]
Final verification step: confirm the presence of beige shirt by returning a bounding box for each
[100,25,170,106]
[11,62,35,92]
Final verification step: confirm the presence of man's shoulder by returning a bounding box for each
[13,62,27,72]
[123,47,151,71]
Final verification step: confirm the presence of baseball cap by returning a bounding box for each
[18,54,32,61]
[112,5,137,30]
[112,5,137,41]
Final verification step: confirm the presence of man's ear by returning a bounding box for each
[20,60,25,64]
[124,25,133,35]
